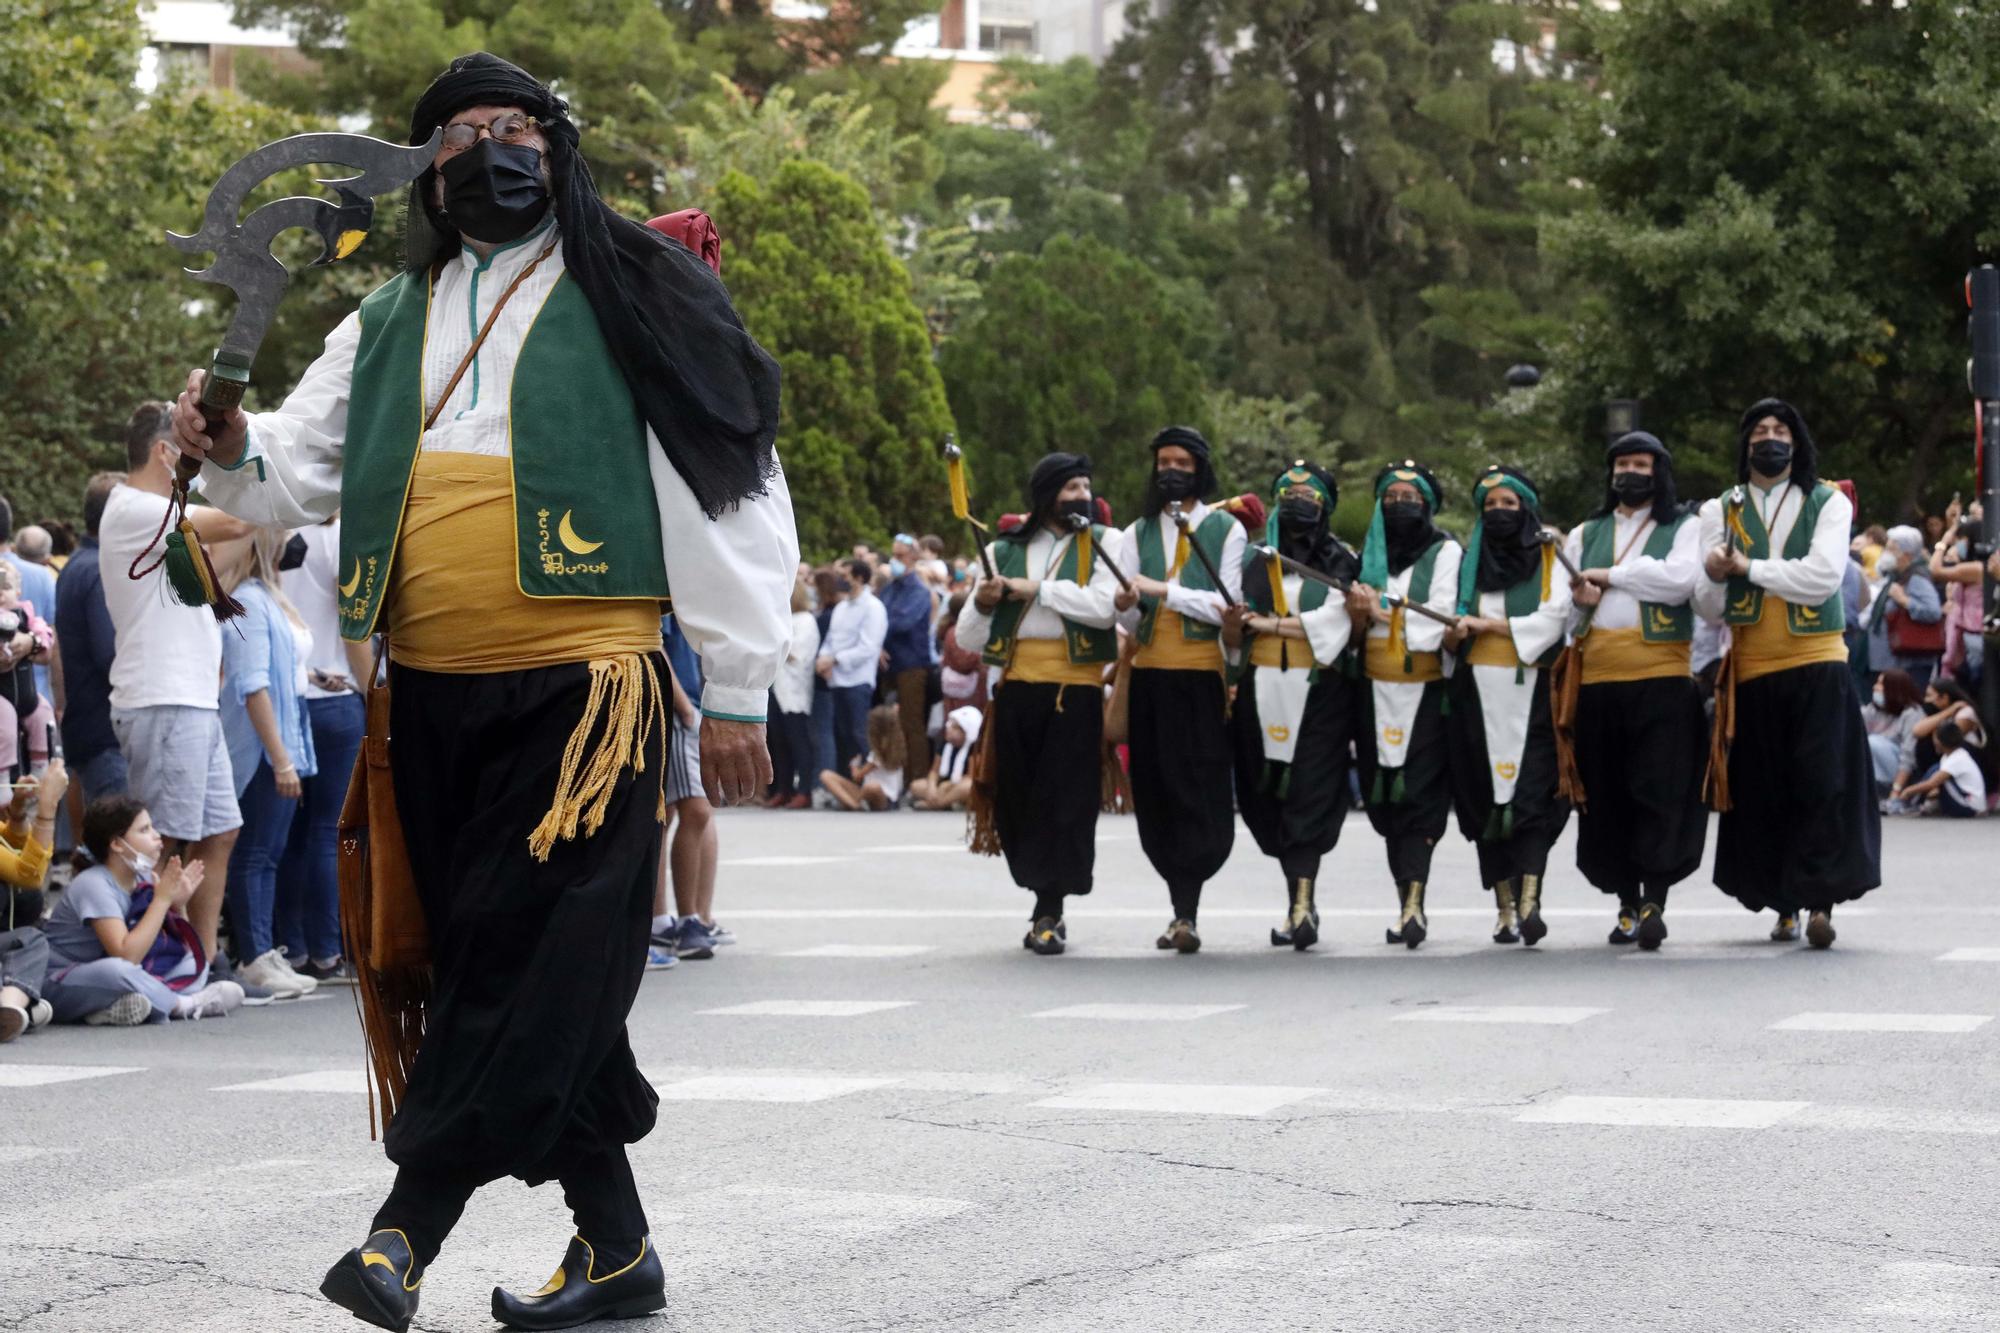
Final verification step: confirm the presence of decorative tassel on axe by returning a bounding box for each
[137,130,439,617]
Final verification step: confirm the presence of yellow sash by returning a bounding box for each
[1134,608,1224,672]
[1364,634,1443,683]
[387,452,664,673]
[1731,594,1849,684]
[1464,631,1526,671]
[1249,635,1322,670]
[1579,627,1691,685]
[1007,638,1105,687]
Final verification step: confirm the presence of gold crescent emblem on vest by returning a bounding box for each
[1496,761,1518,780]
[1267,725,1290,743]
[339,558,362,598]
[1796,604,1820,622]
[1383,726,1405,746]
[1649,606,1672,632]
[1729,592,1756,617]
[557,510,604,555]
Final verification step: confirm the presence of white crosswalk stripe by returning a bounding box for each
[1937,947,2000,962]
[1771,1012,1992,1033]
[218,1070,369,1093]
[1392,1005,1609,1026]
[1515,1095,1809,1129]
[1031,1002,1246,1021]
[1809,1261,2000,1331]
[697,999,915,1017]
[653,1074,899,1103]
[0,1063,142,1088]
[1033,1082,1325,1117]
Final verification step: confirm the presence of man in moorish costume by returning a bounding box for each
[171,53,797,1332]
[953,452,1123,955]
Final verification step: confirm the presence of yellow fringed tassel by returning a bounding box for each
[1539,542,1554,602]
[1702,640,1738,813]
[527,654,668,861]
[1265,552,1288,616]
[948,454,971,521]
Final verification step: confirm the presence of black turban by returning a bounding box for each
[1734,397,1819,490]
[404,53,780,518]
[1025,452,1092,517]
[1143,424,1218,513]
[1593,430,1685,525]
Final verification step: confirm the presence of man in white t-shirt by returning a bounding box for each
[97,403,254,969]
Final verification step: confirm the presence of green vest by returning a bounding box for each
[1497,573,1563,669]
[981,528,1117,666]
[1242,551,1333,617]
[1578,511,1694,643]
[1403,539,1446,608]
[335,264,670,640]
[1135,509,1234,644]
[1721,482,1844,635]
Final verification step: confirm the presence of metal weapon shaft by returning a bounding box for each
[1249,544,1458,627]
[1166,502,1231,597]
[1064,513,1131,590]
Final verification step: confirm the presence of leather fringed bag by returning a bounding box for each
[965,699,1003,856]
[1547,640,1587,808]
[337,656,431,1136]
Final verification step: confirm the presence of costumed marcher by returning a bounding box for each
[171,54,797,1332]
[1562,432,1705,951]
[1349,462,1463,949]
[1221,461,1362,951]
[954,452,1122,956]
[1693,399,1880,948]
[1444,466,1572,947]
[1115,427,1245,954]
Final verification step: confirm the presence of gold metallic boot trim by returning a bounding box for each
[1398,880,1428,949]
[1491,879,1519,944]
[1517,873,1547,946]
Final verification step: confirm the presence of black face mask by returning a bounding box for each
[1610,472,1656,505]
[1277,497,1323,530]
[1748,440,1793,478]
[1056,497,1093,522]
[277,533,309,571]
[1382,500,1425,526]
[1153,468,1198,502]
[1482,507,1530,542]
[440,139,551,244]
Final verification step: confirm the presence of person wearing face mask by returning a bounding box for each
[1444,466,1574,947]
[1694,398,1880,950]
[1863,526,1944,692]
[1561,432,1705,950]
[170,52,798,1331]
[1220,462,1362,950]
[880,533,938,797]
[1928,501,1986,686]
[1113,427,1245,954]
[1347,462,1463,948]
[954,453,1124,954]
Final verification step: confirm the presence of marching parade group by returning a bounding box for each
[959,399,1884,958]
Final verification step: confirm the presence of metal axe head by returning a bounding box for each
[168,129,441,368]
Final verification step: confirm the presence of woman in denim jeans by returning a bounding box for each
[217,529,318,999]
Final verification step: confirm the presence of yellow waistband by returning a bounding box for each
[1006,637,1105,686]
[386,452,664,673]
[1463,631,1524,670]
[1364,634,1443,683]
[1248,636,1321,670]
[1135,608,1224,672]
[1579,627,1691,684]
[1731,598,1849,683]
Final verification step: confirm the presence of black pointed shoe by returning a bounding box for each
[1771,914,1800,943]
[1516,875,1548,948]
[1024,916,1067,956]
[1608,905,1639,945]
[320,1228,422,1332]
[492,1235,665,1331]
[1156,919,1201,954]
[1636,902,1668,952]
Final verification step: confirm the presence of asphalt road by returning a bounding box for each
[4,809,1998,1332]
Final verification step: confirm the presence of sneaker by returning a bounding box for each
[705,921,736,947]
[83,992,153,1026]
[238,949,311,999]
[649,916,678,950]
[0,1001,26,1043]
[675,917,717,960]
[265,949,320,994]
[210,953,274,1007]
[645,945,680,971]
[296,957,356,985]
[172,981,244,1020]
[27,999,52,1031]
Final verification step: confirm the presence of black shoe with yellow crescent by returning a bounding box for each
[320,1228,422,1332]
[492,1235,665,1331]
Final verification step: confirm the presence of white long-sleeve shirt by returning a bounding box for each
[1467,575,1572,662]
[196,220,799,722]
[1692,480,1852,624]
[1222,573,1355,668]
[1116,502,1246,632]
[1564,509,1702,635]
[953,526,1123,654]
[820,590,887,689]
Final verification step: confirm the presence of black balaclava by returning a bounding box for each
[1012,451,1093,540]
[1142,425,1218,516]
[1470,465,1545,595]
[1734,397,1820,491]
[1594,430,1685,526]
[406,52,779,518]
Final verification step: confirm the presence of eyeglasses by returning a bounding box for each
[438,113,540,154]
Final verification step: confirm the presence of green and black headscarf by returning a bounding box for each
[1457,464,1552,615]
[1358,460,1446,593]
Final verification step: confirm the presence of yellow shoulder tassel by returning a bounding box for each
[527,654,669,861]
[1265,552,1288,616]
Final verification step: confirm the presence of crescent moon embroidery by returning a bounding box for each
[339,558,362,598]
[558,510,604,556]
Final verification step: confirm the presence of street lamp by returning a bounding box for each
[1505,364,1542,390]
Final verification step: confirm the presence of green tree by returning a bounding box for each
[1540,0,2000,519]
[712,160,956,558]
[0,1,314,520]
[939,234,1214,522]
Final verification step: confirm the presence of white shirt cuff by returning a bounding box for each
[699,683,768,722]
